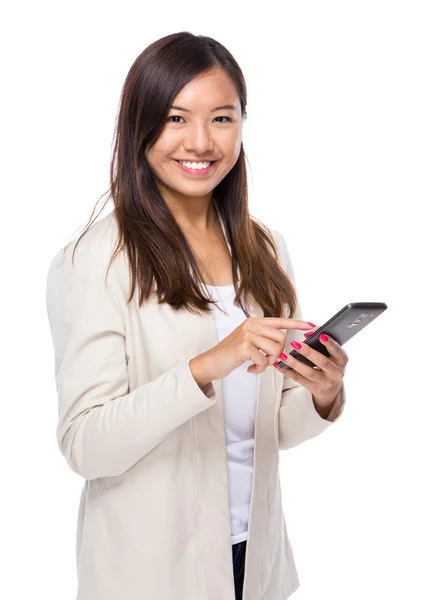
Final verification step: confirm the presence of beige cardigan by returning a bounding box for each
[45,207,345,600]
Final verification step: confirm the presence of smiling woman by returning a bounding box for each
[46,30,340,600]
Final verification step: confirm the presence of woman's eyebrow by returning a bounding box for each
[170,104,237,114]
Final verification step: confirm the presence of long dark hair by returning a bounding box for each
[69,31,298,319]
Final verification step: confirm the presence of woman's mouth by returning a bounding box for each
[172,159,219,176]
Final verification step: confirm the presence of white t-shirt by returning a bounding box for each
[203,283,258,546]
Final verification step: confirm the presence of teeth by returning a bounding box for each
[178,160,212,170]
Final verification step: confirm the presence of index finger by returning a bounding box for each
[262,318,314,330]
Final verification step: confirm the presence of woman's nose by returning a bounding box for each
[183,125,214,152]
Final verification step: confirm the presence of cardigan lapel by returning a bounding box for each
[178,196,280,473]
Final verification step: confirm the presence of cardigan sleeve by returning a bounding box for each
[45,240,217,480]
[273,231,346,451]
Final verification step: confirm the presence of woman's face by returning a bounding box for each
[146,68,243,204]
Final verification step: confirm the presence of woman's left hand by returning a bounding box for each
[273,333,348,402]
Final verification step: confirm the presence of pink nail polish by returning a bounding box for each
[279,352,288,360]
[320,334,329,343]
[290,340,302,350]
[307,322,316,327]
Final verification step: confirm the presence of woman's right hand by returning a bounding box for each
[201,317,316,380]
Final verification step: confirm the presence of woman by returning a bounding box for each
[46,32,347,600]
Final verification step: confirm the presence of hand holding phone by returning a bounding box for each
[276,302,388,370]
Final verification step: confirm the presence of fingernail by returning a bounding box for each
[307,322,316,327]
[290,340,302,350]
[273,361,279,368]
[320,334,329,342]
[279,352,288,360]
[304,331,314,337]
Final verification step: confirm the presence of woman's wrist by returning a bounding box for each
[189,352,214,390]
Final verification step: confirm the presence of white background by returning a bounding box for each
[1,1,433,599]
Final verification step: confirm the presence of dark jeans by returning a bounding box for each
[232,540,247,600]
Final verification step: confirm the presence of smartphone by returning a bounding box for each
[276,302,388,370]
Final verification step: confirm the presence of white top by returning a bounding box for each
[203,283,257,545]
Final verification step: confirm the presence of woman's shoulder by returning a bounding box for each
[48,211,119,270]
[45,212,130,305]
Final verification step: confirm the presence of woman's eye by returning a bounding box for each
[167,116,232,123]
